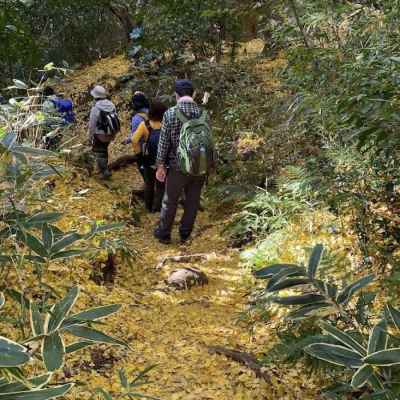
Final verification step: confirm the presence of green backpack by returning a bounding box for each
[176,108,216,176]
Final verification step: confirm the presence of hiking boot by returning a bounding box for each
[96,157,112,180]
[153,228,171,245]
[180,232,191,244]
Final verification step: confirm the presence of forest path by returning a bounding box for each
[54,53,320,400]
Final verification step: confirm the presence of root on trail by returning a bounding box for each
[208,345,271,383]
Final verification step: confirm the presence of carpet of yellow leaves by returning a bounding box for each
[48,163,322,400]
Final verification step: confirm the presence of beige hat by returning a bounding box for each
[90,85,107,99]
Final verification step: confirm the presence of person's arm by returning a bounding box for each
[155,112,171,182]
[123,115,143,144]
[88,106,99,141]
[131,121,148,154]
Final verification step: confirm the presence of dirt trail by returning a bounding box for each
[50,54,321,399]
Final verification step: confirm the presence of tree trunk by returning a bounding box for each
[108,2,135,41]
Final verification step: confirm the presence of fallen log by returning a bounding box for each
[208,345,271,383]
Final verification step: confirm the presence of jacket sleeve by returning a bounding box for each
[156,112,171,167]
[131,121,148,154]
[88,107,99,139]
[126,115,143,142]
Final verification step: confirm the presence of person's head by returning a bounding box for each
[90,85,108,100]
[43,86,55,97]
[131,92,150,112]
[148,100,168,122]
[175,79,194,99]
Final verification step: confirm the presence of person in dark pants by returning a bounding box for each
[154,80,206,244]
[130,100,167,212]
[88,85,117,179]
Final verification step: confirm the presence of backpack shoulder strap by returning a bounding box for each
[144,119,152,133]
[176,108,190,124]
[199,110,208,123]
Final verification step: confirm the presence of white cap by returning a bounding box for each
[90,85,108,99]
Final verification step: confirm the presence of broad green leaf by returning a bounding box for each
[17,232,48,258]
[320,322,366,356]
[63,304,121,328]
[266,266,306,290]
[0,292,4,309]
[305,343,363,368]
[0,383,73,399]
[5,289,30,309]
[0,256,14,264]
[268,278,311,293]
[0,374,51,393]
[65,341,94,354]
[336,274,375,304]
[46,286,79,333]
[42,332,65,372]
[87,222,124,237]
[307,244,323,279]
[29,303,44,337]
[93,388,113,400]
[26,212,63,227]
[65,325,128,347]
[42,225,53,249]
[287,302,332,320]
[367,320,388,355]
[351,364,374,389]
[50,250,85,260]
[273,294,325,306]
[364,348,400,366]
[50,233,82,254]
[385,304,400,331]
[253,264,300,279]
[0,337,30,367]
[118,368,129,389]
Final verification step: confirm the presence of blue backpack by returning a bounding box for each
[51,98,76,124]
[143,122,161,166]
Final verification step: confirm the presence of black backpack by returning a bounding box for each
[142,121,161,166]
[96,109,121,141]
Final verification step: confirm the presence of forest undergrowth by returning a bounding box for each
[2,36,399,399]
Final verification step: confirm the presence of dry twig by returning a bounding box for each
[208,346,271,383]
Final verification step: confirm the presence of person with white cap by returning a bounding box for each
[88,85,119,179]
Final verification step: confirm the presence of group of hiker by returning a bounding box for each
[43,79,215,245]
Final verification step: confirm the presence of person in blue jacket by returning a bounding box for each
[122,91,150,179]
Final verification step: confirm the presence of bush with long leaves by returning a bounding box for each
[255,244,400,398]
[0,286,127,399]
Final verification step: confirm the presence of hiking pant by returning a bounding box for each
[143,165,165,212]
[92,136,110,177]
[158,169,205,238]
[136,153,145,181]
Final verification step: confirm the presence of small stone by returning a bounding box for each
[166,267,208,290]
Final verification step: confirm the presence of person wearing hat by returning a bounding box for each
[154,79,207,244]
[88,85,117,179]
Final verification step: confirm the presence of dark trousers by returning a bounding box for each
[158,169,205,238]
[136,153,145,181]
[92,136,110,177]
[143,165,165,212]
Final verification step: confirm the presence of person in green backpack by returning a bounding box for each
[154,79,215,244]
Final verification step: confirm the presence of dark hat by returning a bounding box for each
[131,93,150,111]
[175,79,194,95]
